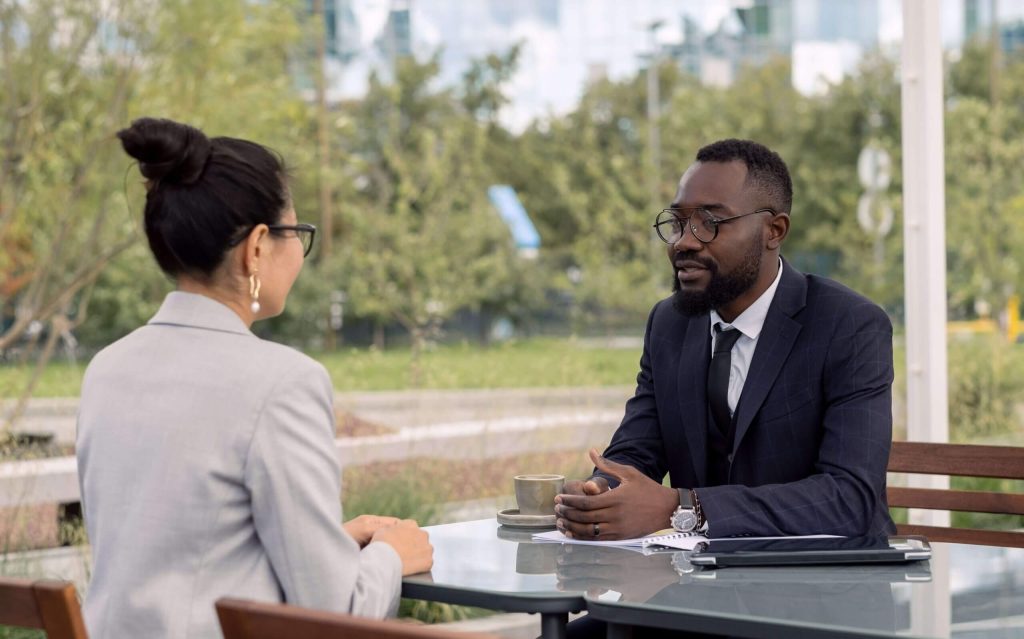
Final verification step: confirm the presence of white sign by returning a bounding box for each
[857,193,894,237]
[858,145,892,191]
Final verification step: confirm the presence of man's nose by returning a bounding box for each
[673,220,703,252]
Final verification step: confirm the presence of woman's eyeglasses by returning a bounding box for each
[267,223,317,257]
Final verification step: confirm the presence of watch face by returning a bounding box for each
[672,508,698,532]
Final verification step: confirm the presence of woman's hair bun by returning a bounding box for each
[117,117,212,185]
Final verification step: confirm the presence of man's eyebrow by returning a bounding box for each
[667,203,728,211]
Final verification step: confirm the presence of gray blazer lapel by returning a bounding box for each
[677,313,711,485]
[731,260,807,456]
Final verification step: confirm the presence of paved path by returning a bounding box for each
[4,386,633,444]
[0,387,634,507]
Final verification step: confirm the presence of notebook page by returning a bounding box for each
[531,529,707,549]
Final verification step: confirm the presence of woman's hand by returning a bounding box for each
[343,514,401,547]
[371,519,434,576]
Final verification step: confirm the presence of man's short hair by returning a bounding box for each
[696,139,793,214]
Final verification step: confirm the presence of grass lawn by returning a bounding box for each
[0,338,643,398]
[318,338,640,390]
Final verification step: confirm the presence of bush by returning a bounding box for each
[947,337,1023,442]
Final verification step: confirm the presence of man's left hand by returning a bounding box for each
[555,449,679,540]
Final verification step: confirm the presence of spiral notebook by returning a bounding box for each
[531,529,708,551]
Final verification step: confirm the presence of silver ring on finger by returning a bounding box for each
[593,523,600,536]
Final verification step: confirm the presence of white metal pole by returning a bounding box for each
[901,4,953,630]
[901,0,951,521]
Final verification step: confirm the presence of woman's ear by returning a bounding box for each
[243,224,269,275]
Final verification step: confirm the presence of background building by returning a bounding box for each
[311,1,1024,124]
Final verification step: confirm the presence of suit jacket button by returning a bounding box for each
[727,454,734,463]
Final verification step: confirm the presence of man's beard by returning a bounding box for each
[671,234,763,317]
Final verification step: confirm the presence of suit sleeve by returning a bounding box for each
[595,303,670,486]
[244,360,402,617]
[696,301,894,537]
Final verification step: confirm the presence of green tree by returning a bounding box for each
[0,0,313,424]
[337,55,535,377]
[944,98,1024,316]
[0,0,142,422]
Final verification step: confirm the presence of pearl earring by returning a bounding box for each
[249,273,261,314]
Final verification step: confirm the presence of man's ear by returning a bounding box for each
[766,213,790,250]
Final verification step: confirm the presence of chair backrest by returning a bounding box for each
[887,441,1024,547]
[0,578,88,639]
[216,598,500,639]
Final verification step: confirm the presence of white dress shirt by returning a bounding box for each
[709,259,784,417]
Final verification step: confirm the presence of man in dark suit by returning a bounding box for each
[556,139,896,543]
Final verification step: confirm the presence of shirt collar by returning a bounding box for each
[709,258,784,340]
[148,291,254,336]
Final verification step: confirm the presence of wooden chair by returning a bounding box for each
[887,441,1024,547]
[0,577,88,639]
[216,598,500,639]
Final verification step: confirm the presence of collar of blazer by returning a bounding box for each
[676,256,808,483]
[147,291,255,337]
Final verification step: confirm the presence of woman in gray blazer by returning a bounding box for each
[76,118,432,639]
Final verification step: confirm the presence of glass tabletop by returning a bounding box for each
[582,541,1024,638]
[406,519,1024,637]
[402,518,586,613]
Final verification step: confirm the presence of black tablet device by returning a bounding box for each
[688,535,931,567]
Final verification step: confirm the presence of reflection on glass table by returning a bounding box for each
[583,542,1024,639]
[402,519,585,639]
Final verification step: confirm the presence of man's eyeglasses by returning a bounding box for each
[653,207,775,244]
[268,223,317,257]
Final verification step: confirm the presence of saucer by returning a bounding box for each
[495,526,537,542]
[496,508,557,530]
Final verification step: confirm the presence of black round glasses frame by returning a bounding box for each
[652,207,776,244]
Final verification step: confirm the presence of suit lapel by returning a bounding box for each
[731,260,807,456]
[676,313,711,485]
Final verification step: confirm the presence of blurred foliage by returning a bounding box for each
[0,337,641,396]
[0,628,43,639]
[0,0,311,412]
[4,2,1024,360]
[340,467,441,526]
[1,3,1024,451]
[398,599,491,625]
[948,336,1023,443]
[950,477,1024,531]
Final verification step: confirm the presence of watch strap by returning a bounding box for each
[677,487,693,509]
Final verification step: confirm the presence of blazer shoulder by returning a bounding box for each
[252,338,332,386]
[804,273,891,326]
[648,296,686,329]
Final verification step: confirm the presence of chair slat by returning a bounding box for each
[887,487,1024,515]
[217,598,499,639]
[34,580,90,639]
[0,578,45,629]
[0,577,88,639]
[889,442,1024,479]
[887,442,1024,548]
[896,524,1024,549]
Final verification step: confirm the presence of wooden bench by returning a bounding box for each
[887,441,1024,547]
[0,577,88,639]
[216,598,499,639]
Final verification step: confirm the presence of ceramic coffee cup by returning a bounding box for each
[513,474,565,516]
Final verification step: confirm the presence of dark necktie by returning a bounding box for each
[708,324,742,434]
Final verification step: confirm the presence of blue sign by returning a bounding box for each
[487,185,541,253]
